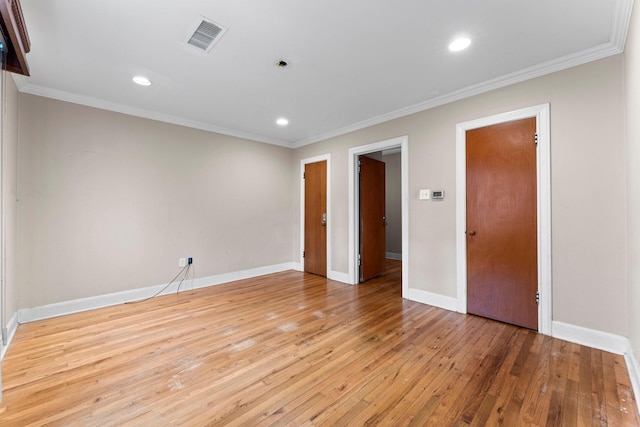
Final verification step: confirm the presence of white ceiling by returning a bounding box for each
[16,0,634,148]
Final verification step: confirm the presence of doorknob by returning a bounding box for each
[321,213,327,226]
[466,230,476,236]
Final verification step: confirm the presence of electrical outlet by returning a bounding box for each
[179,258,187,267]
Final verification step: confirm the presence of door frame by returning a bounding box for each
[300,154,331,275]
[456,104,551,334]
[348,136,409,294]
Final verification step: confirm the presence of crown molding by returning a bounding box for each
[293,0,635,148]
[13,0,634,151]
[612,0,635,51]
[292,40,623,148]
[15,81,295,148]
[14,39,626,152]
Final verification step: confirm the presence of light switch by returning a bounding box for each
[419,189,430,200]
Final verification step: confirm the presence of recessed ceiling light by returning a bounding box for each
[449,37,471,52]
[276,118,289,126]
[132,76,152,86]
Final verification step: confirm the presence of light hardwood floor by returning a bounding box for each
[0,261,638,426]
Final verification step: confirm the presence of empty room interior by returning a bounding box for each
[0,0,640,425]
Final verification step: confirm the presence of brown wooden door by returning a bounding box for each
[466,117,538,330]
[359,156,386,282]
[304,161,327,276]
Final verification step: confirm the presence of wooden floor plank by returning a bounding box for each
[1,260,638,426]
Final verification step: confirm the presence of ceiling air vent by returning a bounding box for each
[186,18,227,52]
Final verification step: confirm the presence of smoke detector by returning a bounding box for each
[186,18,227,52]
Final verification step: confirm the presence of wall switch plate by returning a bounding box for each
[179,258,187,267]
[419,189,430,200]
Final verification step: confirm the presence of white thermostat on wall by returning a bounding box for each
[431,190,445,200]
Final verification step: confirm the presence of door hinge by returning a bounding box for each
[358,160,361,174]
[303,172,305,179]
[358,254,361,266]
[534,133,538,146]
[303,251,305,258]
[536,291,540,305]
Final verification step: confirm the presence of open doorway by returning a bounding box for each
[348,136,409,296]
[358,150,402,282]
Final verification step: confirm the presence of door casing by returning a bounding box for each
[300,154,331,275]
[348,136,409,294]
[456,104,551,335]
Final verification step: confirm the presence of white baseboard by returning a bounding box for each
[9,267,640,416]
[406,287,458,312]
[1,312,18,361]
[625,341,640,415]
[188,263,296,290]
[551,321,628,354]
[551,321,640,413]
[290,263,351,285]
[328,270,353,284]
[385,252,402,260]
[17,262,296,324]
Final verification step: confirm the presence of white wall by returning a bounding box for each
[293,55,628,336]
[17,94,293,308]
[625,1,640,372]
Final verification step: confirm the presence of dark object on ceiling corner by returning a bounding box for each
[0,0,30,76]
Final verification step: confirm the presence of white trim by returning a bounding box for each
[13,1,633,152]
[385,252,402,260]
[327,270,351,284]
[17,262,296,324]
[16,82,293,148]
[15,42,623,152]
[406,288,458,313]
[0,311,17,361]
[611,0,636,51]
[348,136,409,295]
[551,321,640,415]
[625,341,640,416]
[401,141,410,298]
[552,321,627,354]
[300,154,332,277]
[456,104,552,335]
[293,41,629,149]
